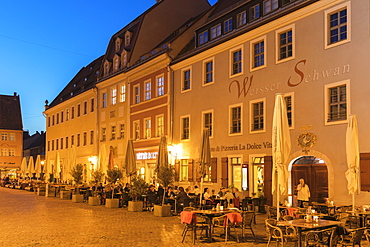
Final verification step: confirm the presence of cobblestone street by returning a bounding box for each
[0,187,269,247]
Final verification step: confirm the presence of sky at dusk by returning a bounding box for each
[0,0,217,134]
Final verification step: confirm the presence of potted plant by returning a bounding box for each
[154,163,175,217]
[128,175,147,212]
[105,168,123,208]
[88,169,105,206]
[70,164,84,203]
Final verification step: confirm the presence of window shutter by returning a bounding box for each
[264,156,273,206]
[211,157,217,183]
[188,159,194,182]
[221,157,228,188]
[360,153,370,191]
[196,159,201,182]
[174,159,180,182]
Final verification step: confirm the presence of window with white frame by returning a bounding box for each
[204,59,214,84]
[237,11,247,27]
[119,123,125,139]
[102,93,107,108]
[157,76,164,96]
[325,2,350,49]
[276,24,295,63]
[134,121,140,140]
[111,125,116,140]
[111,88,117,105]
[198,30,209,45]
[230,156,242,190]
[263,0,278,14]
[229,105,242,134]
[101,127,106,142]
[250,36,266,70]
[9,149,15,156]
[9,133,15,141]
[325,80,349,124]
[145,80,151,101]
[2,133,7,141]
[224,18,233,33]
[249,4,260,21]
[231,47,242,76]
[181,116,190,140]
[182,68,191,91]
[156,115,164,137]
[180,159,188,181]
[203,111,213,137]
[134,85,140,104]
[251,100,264,131]
[211,24,221,39]
[120,84,126,102]
[144,118,151,139]
[1,148,8,156]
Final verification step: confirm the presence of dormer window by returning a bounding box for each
[115,38,121,52]
[73,84,77,87]
[121,50,128,67]
[84,77,88,82]
[125,31,131,46]
[113,55,120,72]
[104,60,111,75]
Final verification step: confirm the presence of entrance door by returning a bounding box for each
[291,157,328,203]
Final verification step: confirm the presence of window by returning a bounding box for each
[61,111,64,123]
[120,85,126,102]
[52,140,54,151]
[47,141,50,151]
[91,98,95,112]
[145,80,151,101]
[71,135,74,146]
[9,149,15,156]
[90,130,94,145]
[181,116,190,140]
[119,124,125,139]
[156,115,164,137]
[230,105,242,134]
[230,157,242,190]
[251,36,266,70]
[211,24,221,39]
[82,132,87,146]
[284,94,293,127]
[1,133,7,141]
[326,82,348,123]
[182,68,191,91]
[83,101,87,115]
[66,109,69,121]
[180,159,188,181]
[231,48,242,75]
[198,30,209,45]
[144,118,151,139]
[204,60,214,84]
[249,4,260,21]
[279,30,293,60]
[224,18,233,33]
[52,115,55,125]
[56,139,59,150]
[101,127,106,142]
[263,0,278,14]
[77,104,81,117]
[48,117,50,127]
[102,93,107,108]
[325,3,350,49]
[203,111,213,137]
[111,126,116,140]
[66,136,69,149]
[111,88,117,105]
[72,107,75,119]
[251,101,264,131]
[157,76,164,96]
[237,11,247,27]
[60,138,63,149]
[134,121,140,140]
[1,148,8,156]
[77,134,80,147]
[134,85,140,104]
[56,113,59,124]
[9,133,15,141]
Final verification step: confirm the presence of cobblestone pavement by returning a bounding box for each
[0,187,271,247]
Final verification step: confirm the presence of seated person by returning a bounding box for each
[193,185,200,195]
[203,188,212,200]
[176,187,190,211]
[146,185,158,205]
[218,187,226,198]
[224,189,234,206]
[123,183,130,193]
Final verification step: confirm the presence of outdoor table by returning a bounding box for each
[191,209,231,242]
[278,218,342,247]
[347,210,370,227]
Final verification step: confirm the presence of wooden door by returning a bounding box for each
[264,156,273,206]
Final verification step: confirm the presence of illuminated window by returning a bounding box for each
[120,85,126,102]
[157,76,164,96]
[156,115,164,137]
[181,116,190,140]
[145,81,151,101]
[111,88,117,105]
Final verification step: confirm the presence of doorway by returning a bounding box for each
[291,156,328,203]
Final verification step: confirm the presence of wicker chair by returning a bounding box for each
[305,227,338,247]
[265,219,298,247]
[340,227,366,246]
[180,211,208,244]
[242,211,256,241]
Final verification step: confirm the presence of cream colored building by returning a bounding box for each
[171,0,370,205]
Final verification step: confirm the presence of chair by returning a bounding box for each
[242,211,256,241]
[146,194,158,211]
[305,227,337,247]
[212,212,243,242]
[267,206,278,219]
[180,211,208,244]
[340,227,366,246]
[265,219,298,247]
[282,215,295,221]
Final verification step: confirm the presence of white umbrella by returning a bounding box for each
[272,93,291,220]
[20,157,27,178]
[345,114,360,214]
[44,155,51,182]
[124,140,136,178]
[65,145,76,182]
[34,155,42,178]
[54,152,61,180]
[199,128,211,208]
[27,156,35,178]
[98,143,108,173]
[156,136,170,205]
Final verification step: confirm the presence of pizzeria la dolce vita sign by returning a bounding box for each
[211,142,272,152]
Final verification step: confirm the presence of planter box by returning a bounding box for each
[128,201,143,212]
[45,187,56,197]
[88,196,101,206]
[72,194,84,203]
[105,198,119,208]
[154,205,172,217]
[37,187,46,196]
[60,191,71,200]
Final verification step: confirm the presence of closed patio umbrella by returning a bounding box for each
[20,157,27,178]
[345,114,360,214]
[34,155,42,179]
[27,156,35,178]
[199,128,211,207]
[108,147,115,170]
[54,152,61,180]
[124,139,136,178]
[156,136,170,205]
[98,143,108,173]
[272,94,291,220]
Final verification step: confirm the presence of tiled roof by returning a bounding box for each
[0,93,23,130]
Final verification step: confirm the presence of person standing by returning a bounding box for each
[297,178,310,208]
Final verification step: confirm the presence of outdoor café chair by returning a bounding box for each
[265,218,298,247]
[340,227,366,246]
[241,211,256,241]
[304,227,338,247]
[180,211,208,244]
[213,212,243,242]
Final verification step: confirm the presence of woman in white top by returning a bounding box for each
[297,178,310,208]
[203,188,212,200]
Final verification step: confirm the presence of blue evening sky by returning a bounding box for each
[0,0,217,134]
